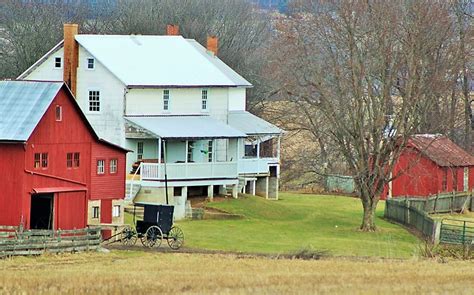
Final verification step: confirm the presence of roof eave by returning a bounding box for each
[126,84,252,89]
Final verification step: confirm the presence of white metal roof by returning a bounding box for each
[0,81,63,141]
[75,35,252,88]
[125,115,246,139]
[228,111,283,135]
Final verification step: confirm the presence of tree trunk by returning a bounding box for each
[360,194,378,232]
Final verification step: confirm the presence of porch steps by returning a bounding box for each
[224,178,246,197]
[125,183,141,201]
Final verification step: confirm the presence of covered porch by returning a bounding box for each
[125,115,246,182]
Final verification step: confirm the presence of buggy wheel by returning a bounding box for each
[167,226,184,250]
[143,226,163,248]
[120,227,137,246]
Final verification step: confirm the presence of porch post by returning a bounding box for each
[158,138,162,180]
[256,139,261,159]
[277,135,281,160]
[185,140,188,163]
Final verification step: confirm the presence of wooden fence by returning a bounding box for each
[0,226,101,259]
[384,192,474,243]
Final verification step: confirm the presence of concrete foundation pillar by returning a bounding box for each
[207,185,214,201]
[252,180,256,196]
[174,186,188,220]
[232,185,238,199]
[256,177,269,199]
[268,176,279,200]
[218,185,226,196]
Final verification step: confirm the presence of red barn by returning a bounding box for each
[383,134,474,199]
[0,80,128,230]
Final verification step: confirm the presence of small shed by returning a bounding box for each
[384,134,474,199]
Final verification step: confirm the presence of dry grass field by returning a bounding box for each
[0,250,473,294]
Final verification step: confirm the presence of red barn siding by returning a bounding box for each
[55,191,87,230]
[91,144,126,200]
[0,145,25,226]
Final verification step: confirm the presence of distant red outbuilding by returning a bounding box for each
[0,81,128,230]
[382,134,474,200]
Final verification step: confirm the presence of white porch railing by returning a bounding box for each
[238,158,279,175]
[141,162,238,181]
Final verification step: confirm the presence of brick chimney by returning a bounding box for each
[63,23,79,96]
[207,36,218,56]
[166,24,179,36]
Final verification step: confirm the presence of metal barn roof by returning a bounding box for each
[125,115,246,139]
[74,35,252,88]
[0,81,63,141]
[228,111,283,135]
[409,134,474,167]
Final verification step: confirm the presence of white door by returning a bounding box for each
[463,167,469,191]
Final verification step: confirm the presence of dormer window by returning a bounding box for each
[87,58,95,69]
[55,105,62,121]
[54,57,62,69]
[163,89,170,111]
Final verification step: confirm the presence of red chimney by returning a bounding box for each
[207,36,218,55]
[63,23,79,96]
[166,24,179,36]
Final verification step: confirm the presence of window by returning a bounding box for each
[41,153,48,168]
[54,57,62,68]
[87,58,95,69]
[187,141,194,162]
[110,159,118,174]
[67,153,73,168]
[88,90,100,112]
[174,187,182,197]
[208,140,213,162]
[137,142,144,161]
[163,89,170,111]
[97,159,105,174]
[55,105,62,121]
[34,153,41,168]
[92,206,100,219]
[73,152,80,167]
[112,205,121,217]
[201,89,208,110]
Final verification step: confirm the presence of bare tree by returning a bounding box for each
[269,0,459,231]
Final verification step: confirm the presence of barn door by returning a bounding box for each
[30,194,54,230]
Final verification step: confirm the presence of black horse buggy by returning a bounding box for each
[120,203,184,250]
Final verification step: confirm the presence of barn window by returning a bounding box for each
[110,159,118,174]
[34,153,41,168]
[54,57,62,68]
[55,105,62,121]
[92,206,100,219]
[88,90,100,112]
[163,89,170,111]
[67,153,73,168]
[87,58,95,69]
[97,159,105,174]
[112,205,121,217]
[73,152,80,167]
[41,153,48,168]
[201,89,208,110]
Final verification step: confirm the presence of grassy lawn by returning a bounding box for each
[174,193,419,258]
[1,251,473,294]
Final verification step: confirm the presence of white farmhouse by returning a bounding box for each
[19,24,282,219]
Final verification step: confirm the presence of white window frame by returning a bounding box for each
[54,56,62,69]
[92,206,100,219]
[97,159,105,174]
[86,57,95,70]
[88,89,101,113]
[112,205,121,218]
[201,89,209,111]
[110,159,118,174]
[163,89,170,111]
